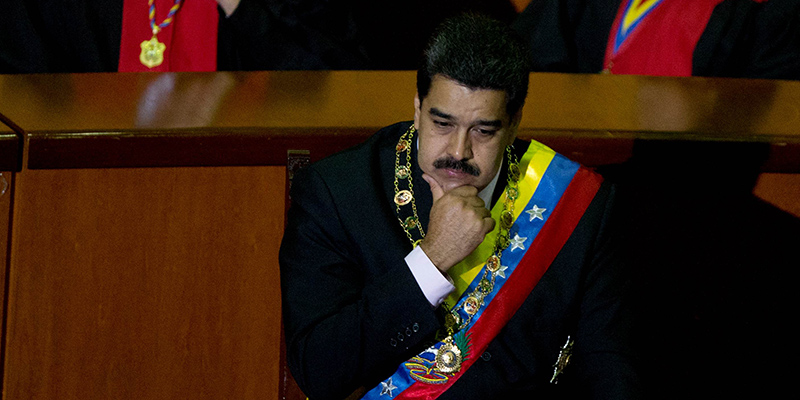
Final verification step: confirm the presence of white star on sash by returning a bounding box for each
[495,265,508,279]
[380,377,398,397]
[526,205,546,221]
[509,233,527,252]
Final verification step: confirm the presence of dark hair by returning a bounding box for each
[417,14,531,116]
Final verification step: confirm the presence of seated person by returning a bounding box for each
[280,14,639,399]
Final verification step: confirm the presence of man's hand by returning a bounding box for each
[420,174,495,273]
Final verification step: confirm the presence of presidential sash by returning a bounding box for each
[362,140,603,399]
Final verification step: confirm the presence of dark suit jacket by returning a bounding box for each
[280,121,639,400]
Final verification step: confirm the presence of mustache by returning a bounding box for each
[432,157,481,176]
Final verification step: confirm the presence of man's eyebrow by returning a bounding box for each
[476,119,503,128]
[429,108,503,128]
[429,107,454,120]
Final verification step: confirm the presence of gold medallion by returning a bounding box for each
[497,232,510,250]
[139,35,166,68]
[403,216,419,229]
[463,296,480,315]
[435,339,463,374]
[396,140,410,153]
[509,164,521,181]
[394,190,413,206]
[478,278,493,294]
[396,165,411,179]
[486,255,500,272]
[500,211,514,229]
[505,186,519,201]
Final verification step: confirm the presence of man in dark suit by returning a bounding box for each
[280,14,639,400]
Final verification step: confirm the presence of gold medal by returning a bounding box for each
[394,190,413,206]
[463,296,481,315]
[509,164,521,182]
[486,255,500,272]
[435,338,463,374]
[140,0,184,68]
[505,186,519,201]
[395,165,411,179]
[478,278,493,294]
[496,232,510,250]
[396,139,410,152]
[500,210,514,229]
[139,35,166,68]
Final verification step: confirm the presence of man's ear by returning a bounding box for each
[414,93,421,128]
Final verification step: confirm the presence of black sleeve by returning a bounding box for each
[694,0,800,80]
[279,166,442,400]
[741,0,800,80]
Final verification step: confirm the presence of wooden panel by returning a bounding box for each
[0,171,12,386]
[0,111,21,172]
[5,166,285,400]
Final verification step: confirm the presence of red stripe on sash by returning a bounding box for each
[396,167,603,399]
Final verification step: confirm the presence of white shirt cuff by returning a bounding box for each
[405,245,455,307]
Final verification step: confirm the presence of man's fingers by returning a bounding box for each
[449,185,479,197]
[422,173,445,201]
[482,216,496,234]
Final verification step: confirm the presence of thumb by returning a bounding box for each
[422,173,444,201]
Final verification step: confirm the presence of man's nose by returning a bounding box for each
[447,129,473,160]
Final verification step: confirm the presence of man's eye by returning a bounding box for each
[433,120,451,127]
[478,129,498,136]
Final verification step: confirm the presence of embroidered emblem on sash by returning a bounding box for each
[405,332,471,384]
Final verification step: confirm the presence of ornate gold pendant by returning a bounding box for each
[435,337,463,374]
[140,35,166,68]
[394,190,413,206]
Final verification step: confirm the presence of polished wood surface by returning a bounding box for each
[0,170,11,385]
[0,72,798,170]
[5,166,285,400]
[0,113,21,172]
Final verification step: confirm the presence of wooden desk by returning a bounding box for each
[1,71,799,170]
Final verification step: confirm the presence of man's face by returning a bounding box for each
[414,75,520,193]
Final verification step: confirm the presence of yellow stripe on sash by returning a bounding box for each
[444,141,556,308]
[622,0,663,34]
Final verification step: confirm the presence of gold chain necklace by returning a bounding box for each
[393,124,521,374]
[393,125,426,247]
